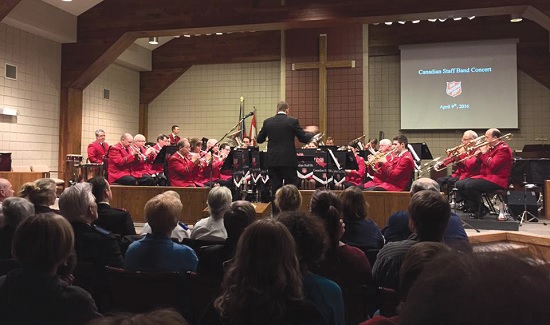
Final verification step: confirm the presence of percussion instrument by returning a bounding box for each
[65,154,83,184]
[80,163,105,182]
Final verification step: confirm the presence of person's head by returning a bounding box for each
[277,100,289,112]
[133,134,147,148]
[207,186,232,219]
[215,219,302,321]
[145,193,182,236]
[462,130,478,143]
[86,308,189,325]
[163,190,181,200]
[0,178,14,201]
[409,177,440,195]
[12,213,74,275]
[408,190,450,241]
[19,178,56,206]
[157,134,169,147]
[274,184,302,213]
[278,210,327,272]
[340,186,369,221]
[59,182,98,224]
[171,125,180,135]
[120,133,133,148]
[242,136,251,147]
[223,200,256,245]
[305,141,318,148]
[95,129,106,142]
[399,242,451,303]
[310,189,344,249]
[189,137,202,153]
[325,136,334,146]
[2,196,34,228]
[392,134,408,154]
[177,138,190,155]
[485,128,502,147]
[88,176,111,203]
[379,139,392,153]
[206,138,219,153]
[219,142,231,158]
[399,251,550,325]
[368,138,378,148]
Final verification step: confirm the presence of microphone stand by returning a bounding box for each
[518,173,544,225]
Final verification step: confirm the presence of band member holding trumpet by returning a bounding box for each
[168,138,202,187]
[197,138,225,187]
[436,130,481,193]
[455,128,513,219]
[363,138,392,184]
[344,145,366,188]
[87,129,109,164]
[149,134,169,174]
[256,100,318,204]
[107,133,141,185]
[129,134,156,186]
[364,135,415,191]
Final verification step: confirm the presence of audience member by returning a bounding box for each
[274,184,302,214]
[278,210,345,325]
[141,190,191,242]
[198,200,256,279]
[0,197,34,259]
[382,178,469,248]
[373,190,450,291]
[191,186,231,241]
[125,193,197,272]
[89,176,136,236]
[87,308,189,325]
[198,219,326,325]
[19,178,58,213]
[399,252,550,325]
[309,189,374,325]
[0,178,14,227]
[0,213,101,324]
[339,186,384,250]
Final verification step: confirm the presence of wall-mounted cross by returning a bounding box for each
[292,34,355,135]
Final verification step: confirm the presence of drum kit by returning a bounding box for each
[64,154,105,185]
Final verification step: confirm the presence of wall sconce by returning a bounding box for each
[148,37,159,45]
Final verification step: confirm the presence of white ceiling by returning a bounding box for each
[40,0,103,16]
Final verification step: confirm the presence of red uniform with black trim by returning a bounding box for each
[130,147,155,178]
[168,152,202,187]
[107,143,136,183]
[364,151,414,191]
[452,154,480,180]
[196,154,224,185]
[87,140,109,164]
[346,154,366,186]
[471,141,513,188]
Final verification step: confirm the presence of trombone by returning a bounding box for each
[455,133,513,163]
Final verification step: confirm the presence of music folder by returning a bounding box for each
[152,145,178,164]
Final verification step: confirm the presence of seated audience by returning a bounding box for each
[373,190,450,291]
[140,190,191,242]
[399,251,550,325]
[198,200,256,279]
[191,186,232,241]
[382,178,469,249]
[87,308,189,325]
[278,210,345,325]
[0,213,101,324]
[274,184,302,214]
[124,193,197,272]
[339,186,384,250]
[89,176,136,236]
[0,178,15,228]
[19,178,58,213]
[0,197,34,259]
[309,189,374,325]
[198,219,326,325]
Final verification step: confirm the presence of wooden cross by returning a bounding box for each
[292,34,355,134]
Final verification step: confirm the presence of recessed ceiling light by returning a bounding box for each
[384,22,393,25]
[215,32,223,35]
[468,16,476,20]
[412,20,420,24]
[398,21,406,25]
[62,0,72,2]
[453,17,462,21]
[510,14,523,23]
[148,37,158,45]
[428,19,437,22]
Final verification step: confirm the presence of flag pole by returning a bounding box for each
[239,96,246,138]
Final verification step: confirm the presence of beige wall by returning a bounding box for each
[0,23,60,172]
[369,55,550,168]
[81,64,140,161]
[148,62,280,149]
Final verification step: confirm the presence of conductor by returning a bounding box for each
[256,101,318,201]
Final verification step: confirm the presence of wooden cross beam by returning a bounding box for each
[292,34,355,134]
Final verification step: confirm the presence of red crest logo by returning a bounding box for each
[446,81,462,97]
[314,157,327,168]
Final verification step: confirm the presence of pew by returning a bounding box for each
[110,185,412,227]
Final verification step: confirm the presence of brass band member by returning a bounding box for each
[364,135,415,191]
[455,128,513,219]
[169,125,181,146]
[149,134,169,174]
[197,139,225,187]
[107,133,141,185]
[343,145,366,188]
[87,129,108,164]
[129,134,156,186]
[168,138,202,187]
[364,138,392,183]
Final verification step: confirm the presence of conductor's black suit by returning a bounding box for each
[256,111,313,197]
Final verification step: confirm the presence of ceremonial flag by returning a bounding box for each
[249,110,257,146]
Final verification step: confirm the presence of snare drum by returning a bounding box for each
[65,154,83,183]
[80,163,105,182]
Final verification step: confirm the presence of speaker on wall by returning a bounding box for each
[507,191,538,218]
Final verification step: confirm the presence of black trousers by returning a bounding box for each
[268,166,299,200]
[455,178,503,211]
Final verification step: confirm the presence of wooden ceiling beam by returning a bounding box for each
[0,0,22,21]
[140,67,191,105]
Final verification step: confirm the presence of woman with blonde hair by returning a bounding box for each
[274,184,302,214]
[19,178,57,213]
[199,219,326,325]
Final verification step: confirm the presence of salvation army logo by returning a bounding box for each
[314,157,327,168]
[446,81,462,97]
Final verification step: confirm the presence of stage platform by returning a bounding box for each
[457,210,520,232]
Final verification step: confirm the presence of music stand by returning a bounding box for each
[518,174,542,225]
[153,145,178,183]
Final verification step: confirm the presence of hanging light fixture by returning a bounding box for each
[148,37,159,45]
[510,14,523,23]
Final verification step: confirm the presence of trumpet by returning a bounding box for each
[365,150,388,172]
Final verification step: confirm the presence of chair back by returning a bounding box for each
[0,259,19,276]
[105,266,191,318]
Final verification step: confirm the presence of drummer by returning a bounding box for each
[87,129,109,164]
